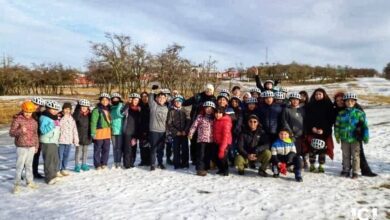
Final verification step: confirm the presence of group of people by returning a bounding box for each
[9,74,377,194]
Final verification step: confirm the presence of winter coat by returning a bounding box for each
[121,104,142,137]
[166,107,190,137]
[9,113,39,148]
[258,103,283,135]
[281,106,305,138]
[148,93,169,133]
[271,138,296,156]
[305,99,334,137]
[183,91,216,122]
[188,114,214,143]
[139,103,150,139]
[59,114,79,145]
[213,115,233,155]
[39,112,61,144]
[110,102,124,136]
[335,107,369,144]
[73,107,92,146]
[237,127,270,158]
[90,104,111,140]
[232,107,243,138]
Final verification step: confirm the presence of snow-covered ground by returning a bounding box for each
[0,78,389,220]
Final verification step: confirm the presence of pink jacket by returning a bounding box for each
[59,114,79,145]
[188,114,214,143]
[9,113,39,148]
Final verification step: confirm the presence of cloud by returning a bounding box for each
[0,0,389,71]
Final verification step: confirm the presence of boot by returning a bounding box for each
[81,164,90,171]
[74,165,81,173]
[27,182,39,189]
[12,184,21,194]
[318,165,325,173]
[258,169,269,177]
[197,170,207,176]
[309,164,316,172]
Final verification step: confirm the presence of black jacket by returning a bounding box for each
[238,128,270,158]
[72,106,92,146]
[183,91,216,122]
[139,102,150,139]
[121,105,142,138]
[258,103,283,135]
[305,99,334,137]
[166,108,190,137]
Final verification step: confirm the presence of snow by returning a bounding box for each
[0,78,389,219]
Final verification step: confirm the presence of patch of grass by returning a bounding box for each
[360,95,390,105]
[0,101,21,125]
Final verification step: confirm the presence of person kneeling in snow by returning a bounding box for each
[335,93,369,179]
[9,101,40,194]
[235,115,271,177]
[271,128,303,182]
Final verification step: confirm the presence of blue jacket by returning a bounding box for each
[110,103,124,136]
[39,115,60,144]
[258,104,282,135]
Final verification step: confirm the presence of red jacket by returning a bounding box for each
[213,115,232,158]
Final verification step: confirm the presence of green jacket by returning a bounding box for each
[90,105,112,137]
[110,103,124,135]
[335,107,369,144]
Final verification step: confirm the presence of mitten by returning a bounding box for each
[279,163,287,175]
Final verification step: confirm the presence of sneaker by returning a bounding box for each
[74,165,81,173]
[60,170,70,176]
[150,166,156,171]
[12,185,21,194]
[96,166,102,170]
[318,165,325,173]
[48,177,60,185]
[238,170,245,175]
[56,171,63,177]
[352,173,358,179]
[340,171,350,177]
[196,170,207,176]
[33,173,44,179]
[101,165,107,170]
[27,182,39,189]
[258,169,269,177]
[81,164,90,171]
[273,173,280,178]
[309,164,316,173]
[295,176,303,182]
[158,164,166,170]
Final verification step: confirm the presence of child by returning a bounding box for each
[213,107,233,176]
[148,86,169,170]
[258,90,283,144]
[281,92,306,167]
[335,93,369,179]
[90,93,112,170]
[166,95,190,169]
[110,93,124,169]
[31,97,46,178]
[58,102,79,177]
[271,128,303,182]
[9,101,39,194]
[39,100,62,184]
[188,101,216,176]
[216,93,229,108]
[73,99,92,172]
[121,93,142,169]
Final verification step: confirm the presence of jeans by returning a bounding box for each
[149,132,166,166]
[93,139,111,168]
[58,144,71,171]
[112,135,123,164]
[173,136,189,167]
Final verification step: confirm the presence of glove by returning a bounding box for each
[278,163,287,175]
[218,149,225,160]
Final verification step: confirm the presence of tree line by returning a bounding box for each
[0,32,386,96]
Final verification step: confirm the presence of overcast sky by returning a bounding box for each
[1,0,389,71]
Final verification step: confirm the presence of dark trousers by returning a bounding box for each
[214,144,229,174]
[149,132,166,166]
[190,133,198,164]
[272,152,302,177]
[139,138,151,165]
[166,141,173,162]
[309,149,326,165]
[41,143,59,183]
[173,136,189,168]
[196,142,213,171]
[93,139,111,168]
[112,135,123,163]
[123,135,137,168]
[32,145,42,176]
